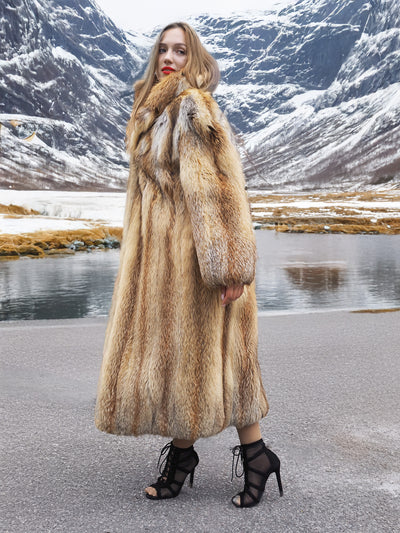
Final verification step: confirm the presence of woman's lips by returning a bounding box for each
[162,67,175,74]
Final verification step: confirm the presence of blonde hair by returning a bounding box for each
[132,22,220,118]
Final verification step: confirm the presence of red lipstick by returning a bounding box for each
[162,66,175,74]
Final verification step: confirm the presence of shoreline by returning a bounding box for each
[0,226,122,258]
[1,190,400,258]
[1,221,399,260]
[1,307,399,326]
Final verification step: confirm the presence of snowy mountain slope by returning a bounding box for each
[0,121,126,190]
[244,83,400,190]
[195,0,400,189]
[197,1,371,130]
[0,0,148,190]
[0,0,399,191]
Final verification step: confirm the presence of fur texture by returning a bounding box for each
[95,72,268,440]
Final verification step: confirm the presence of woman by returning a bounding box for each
[95,22,283,508]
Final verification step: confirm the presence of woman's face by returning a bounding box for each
[156,27,188,80]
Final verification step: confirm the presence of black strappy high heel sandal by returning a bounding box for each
[231,438,283,508]
[145,441,199,500]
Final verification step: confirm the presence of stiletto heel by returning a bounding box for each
[189,468,195,487]
[276,468,283,496]
[145,441,199,500]
[231,438,283,508]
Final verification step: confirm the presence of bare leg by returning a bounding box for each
[145,438,196,497]
[237,421,262,445]
[172,438,195,448]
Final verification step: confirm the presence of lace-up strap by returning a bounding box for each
[231,445,244,481]
[157,442,173,475]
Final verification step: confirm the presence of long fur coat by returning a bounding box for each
[95,71,268,440]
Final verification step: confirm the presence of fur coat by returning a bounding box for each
[95,71,268,440]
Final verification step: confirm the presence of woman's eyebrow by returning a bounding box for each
[159,42,186,47]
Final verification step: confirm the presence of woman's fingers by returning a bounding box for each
[221,285,244,306]
[235,285,244,299]
[221,286,227,301]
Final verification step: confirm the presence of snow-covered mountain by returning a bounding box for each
[198,0,400,190]
[0,0,150,190]
[1,0,399,191]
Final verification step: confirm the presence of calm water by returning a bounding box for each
[1,232,400,321]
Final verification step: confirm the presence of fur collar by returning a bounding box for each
[127,72,191,152]
[141,71,191,117]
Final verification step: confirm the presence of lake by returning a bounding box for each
[1,232,399,321]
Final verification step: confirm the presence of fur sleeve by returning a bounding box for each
[177,89,256,289]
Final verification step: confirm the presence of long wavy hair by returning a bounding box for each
[131,22,220,118]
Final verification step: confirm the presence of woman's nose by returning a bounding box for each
[164,48,173,62]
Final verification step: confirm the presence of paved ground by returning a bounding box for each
[1,311,399,533]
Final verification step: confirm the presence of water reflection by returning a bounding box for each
[255,232,400,313]
[0,251,118,321]
[284,263,346,293]
[1,233,400,321]
[361,257,400,301]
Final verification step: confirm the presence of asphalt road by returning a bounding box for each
[1,311,399,533]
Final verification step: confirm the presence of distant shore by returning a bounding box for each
[1,190,399,258]
[248,190,400,234]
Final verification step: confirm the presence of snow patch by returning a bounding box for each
[52,46,80,64]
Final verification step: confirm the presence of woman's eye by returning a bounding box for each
[159,47,166,54]
[177,49,186,55]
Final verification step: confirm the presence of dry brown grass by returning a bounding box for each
[252,212,400,234]
[0,203,40,215]
[249,191,400,234]
[248,191,400,203]
[273,220,399,234]
[0,226,122,258]
[351,308,400,313]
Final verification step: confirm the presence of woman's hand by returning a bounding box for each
[221,285,244,306]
